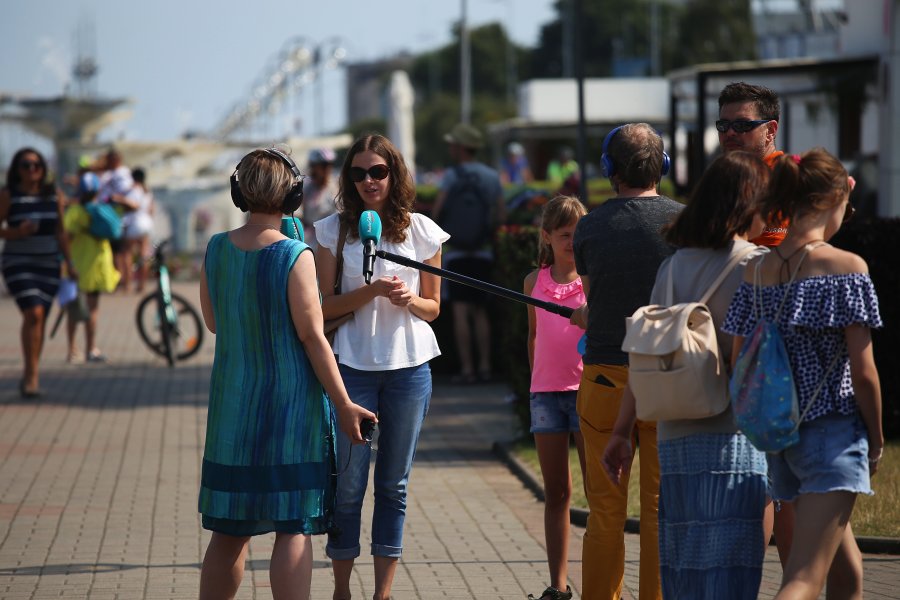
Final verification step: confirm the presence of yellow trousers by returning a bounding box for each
[577,364,661,600]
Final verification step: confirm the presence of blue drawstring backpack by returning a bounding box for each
[86,202,123,240]
[730,243,838,453]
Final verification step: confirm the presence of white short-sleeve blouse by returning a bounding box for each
[315,212,450,371]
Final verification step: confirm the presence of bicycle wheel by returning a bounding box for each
[136,292,204,363]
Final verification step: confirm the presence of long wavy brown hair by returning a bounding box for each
[337,134,415,243]
[663,151,769,249]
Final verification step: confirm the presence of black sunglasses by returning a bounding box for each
[19,160,43,170]
[715,119,771,134]
[349,164,390,183]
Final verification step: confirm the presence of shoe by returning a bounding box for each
[477,370,493,382]
[19,380,42,399]
[528,586,572,600]
[87,350,108,363]
[67,352,84,364]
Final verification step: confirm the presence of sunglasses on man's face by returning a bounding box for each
[19,160,42,171]
[349,164,390,183]
[715,119,771,134]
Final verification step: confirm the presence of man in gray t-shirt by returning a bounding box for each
[571,123,681,600]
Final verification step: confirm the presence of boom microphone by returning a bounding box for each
[374,249,575,319]
[359,210,382,284]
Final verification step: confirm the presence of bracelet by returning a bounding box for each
[869,449,884,463]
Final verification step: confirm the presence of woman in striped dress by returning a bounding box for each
[1,148,75,397]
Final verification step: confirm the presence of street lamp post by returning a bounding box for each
[574,0,588,203]
[460,0,472,125]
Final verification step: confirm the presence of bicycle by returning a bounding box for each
[135,240,204,366]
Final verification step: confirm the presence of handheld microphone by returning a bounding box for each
[281,216,305,242]
[359,210,382,284]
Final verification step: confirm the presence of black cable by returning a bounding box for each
[332,440,370,477]
[331,420,377,476]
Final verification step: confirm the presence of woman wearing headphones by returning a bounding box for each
[197,148,375,600]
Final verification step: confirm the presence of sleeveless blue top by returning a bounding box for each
[198,233,336,533]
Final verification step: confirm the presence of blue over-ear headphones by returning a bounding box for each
[600,125,670,178]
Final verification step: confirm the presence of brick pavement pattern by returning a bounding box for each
[1,283,898,599]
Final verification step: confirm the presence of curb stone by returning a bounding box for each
[492,440,898,554]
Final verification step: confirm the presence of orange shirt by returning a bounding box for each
[751,150,788,247]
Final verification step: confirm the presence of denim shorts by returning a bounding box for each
[767,413,873,502]
[529,391,580,434]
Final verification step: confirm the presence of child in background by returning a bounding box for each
[523,195,587,600]
[723,148,883,600]
[64,172,120,363]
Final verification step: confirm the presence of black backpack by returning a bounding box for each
[439,166,492,250]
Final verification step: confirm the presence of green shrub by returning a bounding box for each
[493,225,541,436]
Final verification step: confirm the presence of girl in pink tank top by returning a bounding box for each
[523,196,586,600]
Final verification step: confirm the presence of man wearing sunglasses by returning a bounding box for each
[717,82,786,246]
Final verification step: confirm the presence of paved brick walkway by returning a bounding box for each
[1,283,898,599]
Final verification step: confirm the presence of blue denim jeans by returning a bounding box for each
[767,413,872,501]
[529,391,580,433]
[326,362,431,560]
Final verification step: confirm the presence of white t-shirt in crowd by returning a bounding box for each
[314,212,450,371]
[122,185,154,239]
[98,166,133,204]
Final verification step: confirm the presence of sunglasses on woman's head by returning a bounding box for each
[19,160,42,170]
[714,119,771,133]
[350,164,390,183]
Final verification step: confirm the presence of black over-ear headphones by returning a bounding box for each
[600,125,671,179]
[230,147,304,214]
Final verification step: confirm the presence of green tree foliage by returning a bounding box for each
[407,23,530,169]
[671,0,757,66]
[530,0,755,77]
[531,0,662,77]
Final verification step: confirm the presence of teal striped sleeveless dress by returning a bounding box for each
[199,233,336,536]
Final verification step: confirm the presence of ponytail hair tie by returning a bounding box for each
[791,154,802,164]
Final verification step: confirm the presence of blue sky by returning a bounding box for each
[1,0,556,142]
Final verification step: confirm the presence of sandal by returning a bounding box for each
[527,586,572,600]
[87,350,108,363]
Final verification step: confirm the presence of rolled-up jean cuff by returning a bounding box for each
[372,543,403,558]
[325,543,361,561]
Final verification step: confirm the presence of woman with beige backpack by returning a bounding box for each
[602,151,770,599]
